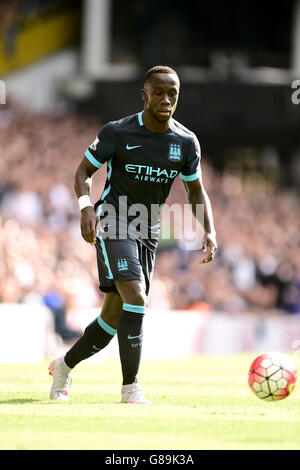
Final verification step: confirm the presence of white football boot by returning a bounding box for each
[48,356,72,402]
[121,383,152,405]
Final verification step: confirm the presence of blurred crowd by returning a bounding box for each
[0,104,300,341]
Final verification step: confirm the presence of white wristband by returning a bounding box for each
[78,195,93,211]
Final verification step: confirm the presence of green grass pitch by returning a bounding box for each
[0,353,300,450]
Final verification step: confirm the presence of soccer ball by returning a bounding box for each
[248,352,297,401]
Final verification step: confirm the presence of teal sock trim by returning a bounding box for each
[97,315,117,336]
[123,303,146,314]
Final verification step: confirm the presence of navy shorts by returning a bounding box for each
[95,237,156,297]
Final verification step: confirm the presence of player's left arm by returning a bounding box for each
[183,175,218,264]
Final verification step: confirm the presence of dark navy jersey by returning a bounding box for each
[84,111,201,250]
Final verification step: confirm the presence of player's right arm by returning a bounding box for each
[75,122,116,245]
[74,157,100,245]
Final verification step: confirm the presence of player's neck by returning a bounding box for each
[142,110,170,134]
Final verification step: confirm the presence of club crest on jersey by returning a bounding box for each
[168,143,182,161]
[117,258,128,272]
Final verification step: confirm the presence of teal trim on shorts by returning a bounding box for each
[180,172,199,182]
[99,236,113,279]
[85,149,103,168]
[96,204,113,280]
[123,303,146,314]
[97,315,117,336]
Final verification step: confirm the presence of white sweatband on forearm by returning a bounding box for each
[78,195,93,211]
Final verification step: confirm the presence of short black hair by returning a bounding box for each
[144,65,178,84]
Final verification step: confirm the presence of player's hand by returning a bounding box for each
[200,232,218,264]
[80,206,103,245]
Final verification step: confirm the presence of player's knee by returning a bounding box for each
[116,280,147,306]
[134,294,147,307]
[126,290,147,307]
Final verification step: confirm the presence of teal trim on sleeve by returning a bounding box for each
[123,303,146,314]
[180,172,199,182]
[97,315,117,336]
[85,149,103,168]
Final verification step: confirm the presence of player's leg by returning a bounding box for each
[64,291,122,368]
[114,278,151,404]
[95,236,153,403]
[114,242,155,404]
[115,278,147,382]
[49,291,123,401]
[49,235,123,400]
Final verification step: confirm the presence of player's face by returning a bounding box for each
[142,73,180,123]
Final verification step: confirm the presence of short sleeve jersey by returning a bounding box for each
[85,111,201,249]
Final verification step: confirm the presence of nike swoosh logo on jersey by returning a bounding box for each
[126,144,142,150]
[128,334,143,339]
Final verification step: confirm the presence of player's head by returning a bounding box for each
[142,65,180,123]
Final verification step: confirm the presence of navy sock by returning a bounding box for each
[117,303,146,385]
[64,317,117,369]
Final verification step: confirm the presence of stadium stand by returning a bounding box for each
[0,102,299,339]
